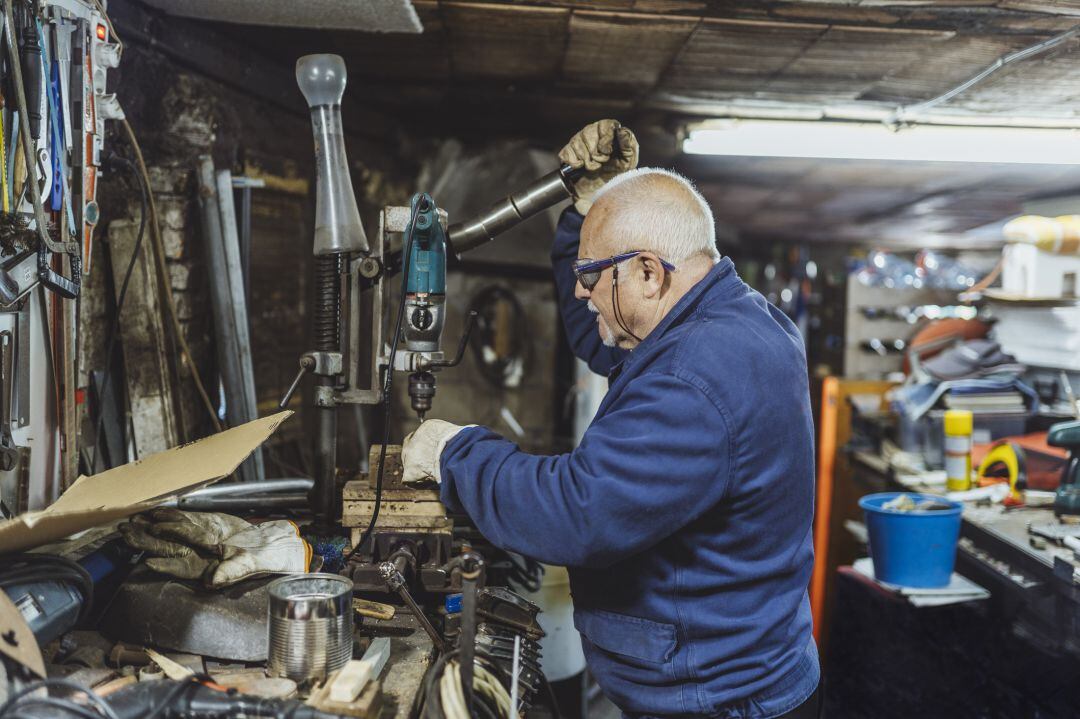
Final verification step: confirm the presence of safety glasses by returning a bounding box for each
[572,252,677,291]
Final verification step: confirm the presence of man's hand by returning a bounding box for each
[402,419,471,486]
[559,119,639,215]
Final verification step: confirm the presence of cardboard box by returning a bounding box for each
[0,411,293,553]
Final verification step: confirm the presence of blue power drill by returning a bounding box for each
[400,193,477,419]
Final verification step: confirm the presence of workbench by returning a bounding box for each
[850,449,1080,656]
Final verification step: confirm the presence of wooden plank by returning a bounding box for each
[441,3,570,79]
[342,483,441,502]
[859,34,1041,103]
[563,11,698,88]
[660,18,825,98]
[768,25,955,101]
[106,220,181,458]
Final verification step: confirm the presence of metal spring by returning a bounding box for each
[313,253,343,351]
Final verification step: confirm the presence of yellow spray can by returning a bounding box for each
[945,409,974,492]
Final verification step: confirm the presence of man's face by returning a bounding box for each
[577,208,630,349]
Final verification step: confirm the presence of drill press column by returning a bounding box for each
[296,54,369,527]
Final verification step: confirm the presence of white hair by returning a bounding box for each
[591,167,720,264]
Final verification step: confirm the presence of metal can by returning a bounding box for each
[267,573,353,683]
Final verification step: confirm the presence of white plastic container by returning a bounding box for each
[1002,243,1080,299]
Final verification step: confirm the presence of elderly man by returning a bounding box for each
[402,121,820,719]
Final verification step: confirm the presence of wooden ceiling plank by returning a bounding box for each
[441,2,571,79]
[563,12,698,87]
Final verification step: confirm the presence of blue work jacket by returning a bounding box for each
[440,208,819,718]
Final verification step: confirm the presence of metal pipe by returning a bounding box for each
[447,165,579,256]
[174,494,310,512]
[313,396,338,528]
[179,479,314,499]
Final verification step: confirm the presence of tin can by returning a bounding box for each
[266,573,353,683]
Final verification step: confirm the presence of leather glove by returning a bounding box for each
[402,419,472,486]
[120,510,311,588]
[558,119,639,215]
[119,509,251,557]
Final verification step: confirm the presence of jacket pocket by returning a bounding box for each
[573,608,677,664]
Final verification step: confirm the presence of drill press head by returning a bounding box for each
[402,193,446,354]
[400,193,447,419]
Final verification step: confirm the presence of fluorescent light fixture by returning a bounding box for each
[683,120,1080,164]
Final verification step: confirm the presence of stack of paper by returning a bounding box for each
[853,558,990,607]
[991,304,1080,371]
[944,391,1025,412]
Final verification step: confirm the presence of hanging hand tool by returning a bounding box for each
[16,2,42,142]
[2,0,80,299]
[0,330,18,471]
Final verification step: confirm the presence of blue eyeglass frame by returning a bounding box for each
[572,251,678,290]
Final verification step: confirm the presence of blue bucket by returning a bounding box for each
[859,492,963,588]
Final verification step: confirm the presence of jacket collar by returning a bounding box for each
[607,257,739,378]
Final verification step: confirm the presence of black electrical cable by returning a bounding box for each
[87,154,148,474]
[0,678,120,719]
[539,672,564,719]
[0,553,93,623]
[140,677,198,719]
[611,265,642,344]
[345,198,424,562]
[4,698,100,719]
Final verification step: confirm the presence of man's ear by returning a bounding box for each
[638,253,666,299]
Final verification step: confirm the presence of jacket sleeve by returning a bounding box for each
[439,371,733,568]
[552,208,626,376]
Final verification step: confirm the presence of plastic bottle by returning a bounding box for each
[944,410,974,492]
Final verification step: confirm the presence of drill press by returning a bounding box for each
[283,53,586,530]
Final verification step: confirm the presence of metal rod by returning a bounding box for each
[313,396,338,528]
[180,479,314,499]
[380,562,445,652]
[175,493,309,511]
[459,552,483,716]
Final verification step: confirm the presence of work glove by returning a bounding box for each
[119,510,311,589]
[558,119,639,215]
[119,509,251,557]
[402,419,473,486]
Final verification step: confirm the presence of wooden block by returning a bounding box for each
[327,638,391,704]
[366,445,404,489]
[329,660,372,703]
[307,677,383,718]
[342,483,441,502]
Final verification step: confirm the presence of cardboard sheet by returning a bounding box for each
[0,411,293,553]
